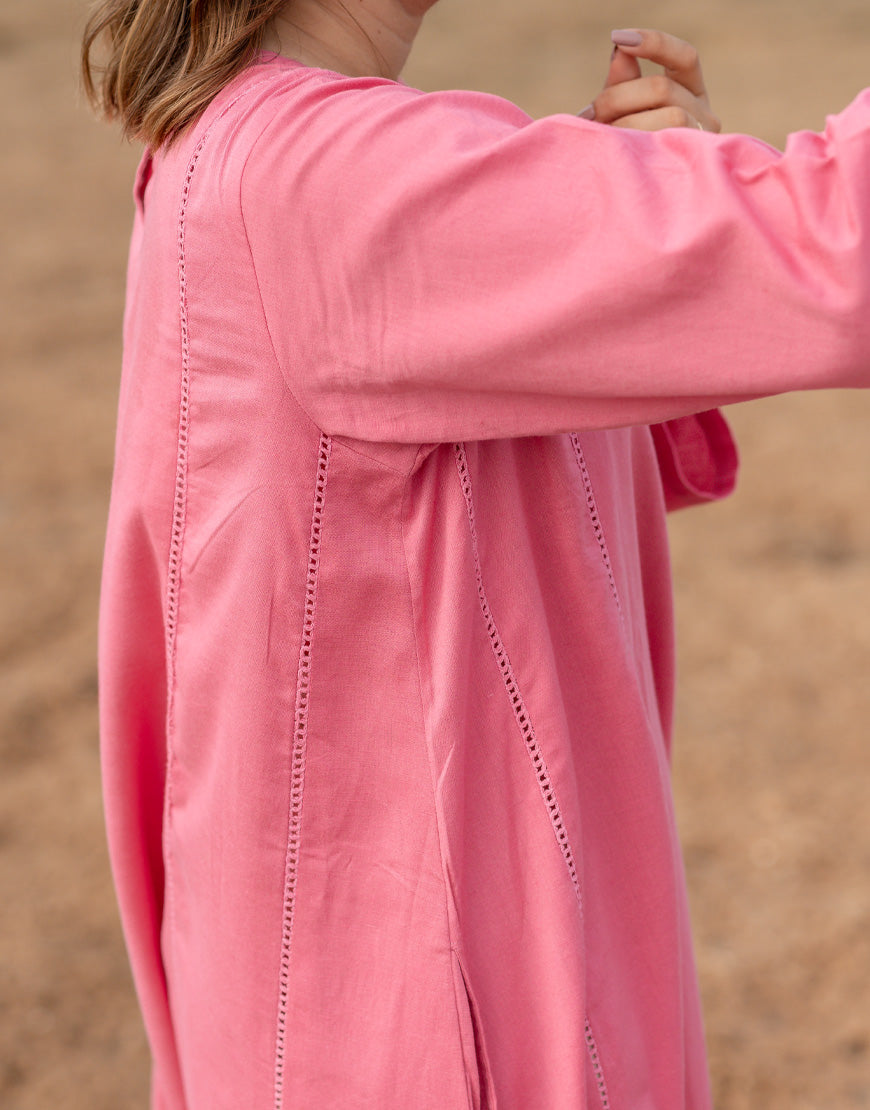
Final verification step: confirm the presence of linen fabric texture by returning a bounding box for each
[100,51,870,1109]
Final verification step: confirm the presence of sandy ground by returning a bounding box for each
[1,0,869,1106]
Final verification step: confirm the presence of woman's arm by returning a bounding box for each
[241,67,870,443]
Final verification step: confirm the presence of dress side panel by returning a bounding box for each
[279,442,474,1108]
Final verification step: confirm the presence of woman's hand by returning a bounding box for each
[579,29,721,134]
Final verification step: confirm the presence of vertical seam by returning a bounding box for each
[567,446,627,1106]
[453,442,611,1110]
[163,130,207,949]
[398,470,483,1110]
[569,432,623,619]
[584,1020,612,1109]
[163,71,284,980]
[453,444,582,903]
[273,432,332,1110]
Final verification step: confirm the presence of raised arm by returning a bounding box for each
[241,68,870,443]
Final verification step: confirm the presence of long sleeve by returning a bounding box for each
[240,65,870,443]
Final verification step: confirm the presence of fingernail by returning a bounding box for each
[611,29,643,46]
[577,104,596,120]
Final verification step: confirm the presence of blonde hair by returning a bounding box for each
[81,0,287,148]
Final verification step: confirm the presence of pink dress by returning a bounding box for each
[99,51,870,1108]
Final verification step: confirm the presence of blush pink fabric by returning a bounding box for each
[99,50,870,1109]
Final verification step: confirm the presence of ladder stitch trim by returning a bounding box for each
[164,71,283,955]
[569,432,622,616]
[453,443,610,1105]
[274,432,332,1109]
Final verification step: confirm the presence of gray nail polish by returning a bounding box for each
[610,29,643,46]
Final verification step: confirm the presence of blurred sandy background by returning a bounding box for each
[1,0,869,1106]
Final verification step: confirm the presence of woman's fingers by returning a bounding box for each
[603,44,641,88]
[610,28,707,98]
[591,73,720,132]
[577,27,723,134]
[609,106,706,132]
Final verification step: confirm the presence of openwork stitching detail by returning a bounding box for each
[568,433,622,615]
[584,1018,612,1109]
[163,72,281,948]
[162,128,210,943]
[454,442,612,1109]
[274,432,332,1110]
[453,443,582,896]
